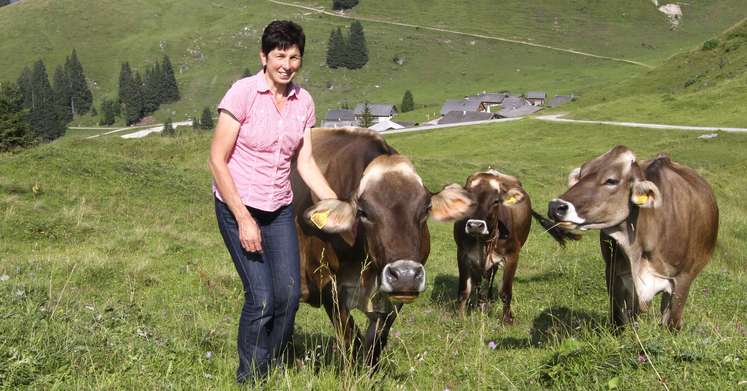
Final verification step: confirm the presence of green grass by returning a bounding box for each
[2,120,745,389]
[2,0,745,128]
[566,18,747,127]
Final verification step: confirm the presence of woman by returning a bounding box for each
[208,20,336,384]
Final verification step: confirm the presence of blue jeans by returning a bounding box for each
[214,197,301,383]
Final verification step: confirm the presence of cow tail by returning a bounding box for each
[530,210,581,247]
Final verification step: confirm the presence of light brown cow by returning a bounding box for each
[454,169,576,322]
[548,145,719,329]
[291,128,474,368]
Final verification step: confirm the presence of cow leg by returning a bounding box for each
[661,276,692,330]
[321,284,362,358]
[364,309,399,371]
[604,255,639,328]
[498,255,518,324]
[456,250,472,317]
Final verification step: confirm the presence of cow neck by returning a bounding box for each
[602,205,643,264]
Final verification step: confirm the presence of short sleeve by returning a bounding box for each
[217,80,250,123]
[304,97,316,129]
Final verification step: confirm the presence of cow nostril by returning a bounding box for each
[550,201,569,218]
[414,267,424,281]
[386,266,399,281]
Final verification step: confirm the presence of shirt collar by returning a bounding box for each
[255,70,299,99]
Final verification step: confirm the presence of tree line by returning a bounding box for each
[326,21,368,69]
[104,55,180,126]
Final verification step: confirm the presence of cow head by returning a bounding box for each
[304,155,474,303]
[460,169,525,238]
[548,145,661,231]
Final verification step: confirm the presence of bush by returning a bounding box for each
[702,39,719,51]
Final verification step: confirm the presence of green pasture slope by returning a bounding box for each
[567,18,747,127]
[1,0,745,126]
[2,121,746,389]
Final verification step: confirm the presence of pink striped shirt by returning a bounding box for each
[213,71,316,211]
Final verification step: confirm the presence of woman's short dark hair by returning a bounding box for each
[261,20,306,56]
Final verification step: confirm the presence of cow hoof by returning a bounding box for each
[502,313,514,325]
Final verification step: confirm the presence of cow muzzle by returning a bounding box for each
[548,198,586,229]
[465,219,489,237]
[379,260,426,303]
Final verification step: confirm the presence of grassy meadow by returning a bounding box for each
[1,0,745,126]
[2,121,746,390]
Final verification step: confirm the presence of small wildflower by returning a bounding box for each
[393,331,401,338]
[638,352,648,364]
[0,274,10,282]
[487,341,497,350]
[205,351,213,360]
[85,305,95,311]
[203,373,213,380]
[15,289,25,297]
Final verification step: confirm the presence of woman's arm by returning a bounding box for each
[208,111,263,252]
[296,126,337,201]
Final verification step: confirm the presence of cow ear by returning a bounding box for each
[502,188,525,206]
[304,199,356,233]
[568,167,581,187]
[631,180,661,208]
[430,183,475,221]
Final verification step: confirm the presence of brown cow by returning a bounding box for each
[548,145,719,329]
[291,128,474,368]
[454,169,576,322]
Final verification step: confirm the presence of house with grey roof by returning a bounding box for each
[354,103,397,124]
[495,105,542,118]
[500,96,531,110]
[438,110,496,125]
[439,99,483,116]
[548,95,575,108]
[322,109,357,128]
[526,92,547,106]
[465,92,510,113]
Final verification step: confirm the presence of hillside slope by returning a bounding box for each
[1,0,744,126]
[568,18,747,127]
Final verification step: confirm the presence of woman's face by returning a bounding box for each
[260,45,302,89]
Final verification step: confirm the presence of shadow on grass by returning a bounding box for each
[514,270,564,284]
[429,274,459,306]
[493,306,606,349]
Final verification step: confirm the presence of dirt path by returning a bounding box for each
[536,114,747,133]
[269,0,654,69]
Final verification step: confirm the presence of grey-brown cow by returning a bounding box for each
[454,169,575,322]
[291,128,474,369]
[548,146,718,329]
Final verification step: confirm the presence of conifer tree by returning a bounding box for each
[242,67,253,78]
[65,49,93,115]
[200,106,214,130]
[118,63,144,125]
[29,60,65,140]
[52,65,73,123]
[400,90,414,113]
[99,98,116,126]
[347,21,368,69]
[192,116,200,129]
[358,102,374,128]
[160,55,180,103]
[332,0,358,10]
[142,63,161,115]
[162,117,174,137]
[0,83,35,151]
[16,66,33,109]
[326,27,346,69]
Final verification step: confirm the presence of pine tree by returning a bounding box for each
[130,71,144,123]
[99,98,116,126]
[29,60,65,140]
[161,55,180,103]
[0,0,10,7]
[142,62,161,115]
[118,63,143,125]
[200,106,214,130]
[161,117,174,137]
[191,116,199,129]
[90,105,97,117]
[0,83,35,151]
[242,67,253,78]
[16,66,33,109]
[401,90,414,113]
[332,0,358,10]
[326,27,346,69]
[358,102,374,128]
[65,49,93,115]
[52,65,73,123]
[347,21,368,69]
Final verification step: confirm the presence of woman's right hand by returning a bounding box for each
[238,215,262,253]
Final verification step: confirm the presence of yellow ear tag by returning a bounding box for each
[310,210,330,229]
[633,194,649,205]
[504,196,517,205]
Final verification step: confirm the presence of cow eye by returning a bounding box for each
[604,178,620,186]
[357,207,370,221]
